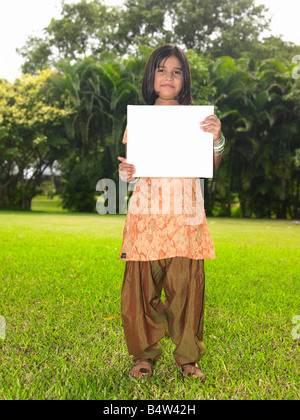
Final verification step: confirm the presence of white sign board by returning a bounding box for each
[126,105,214,178]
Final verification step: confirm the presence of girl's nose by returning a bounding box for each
[164,72,173,80]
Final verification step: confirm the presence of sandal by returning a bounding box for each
[181,362,205,382]
[130,358,154,378]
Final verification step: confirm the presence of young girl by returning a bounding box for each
[118,44,223,381]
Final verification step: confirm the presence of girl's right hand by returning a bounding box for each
[118,157,136,182]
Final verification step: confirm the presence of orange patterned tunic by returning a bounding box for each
[119,127,215,261]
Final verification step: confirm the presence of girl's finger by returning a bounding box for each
[118,157,136,171]
[200,123,220,128]
[121,165,136,172]
[200,116,220,125]
[200,119,220,125]
[202,114,220,121]
[200,125,220,132]
[119,167,136,176]
[202,127,220,134]
[119,169,135,181]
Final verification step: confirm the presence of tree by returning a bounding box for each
[16,36,52,75]
[116,0,270,57]
[207,56,256,216]
[209,55,300,219]
[251,59,300,219]
[0,70,69,210]
[113,0,174,53]
[18,0,271,72]
[11,0,300,218]
[207,0,271,57]
[17,0,120,74]
[248,36,300,65]
[48,56,141,212]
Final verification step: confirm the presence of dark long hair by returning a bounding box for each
[141,44,193,105]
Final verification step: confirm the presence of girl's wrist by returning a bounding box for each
[213,132,225,156]
[213,131,223,144]
[129,177,140,184]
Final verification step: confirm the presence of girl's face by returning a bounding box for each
[154,56,183,105]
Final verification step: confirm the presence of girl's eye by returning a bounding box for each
[156,68,182,76]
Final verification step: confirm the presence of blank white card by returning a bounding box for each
[126,105,214,178]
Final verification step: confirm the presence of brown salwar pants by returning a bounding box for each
[121,257,205,366]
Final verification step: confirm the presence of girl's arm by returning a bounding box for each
[200,115,224,175]
[213,152,222,174]
[118,143,137,182]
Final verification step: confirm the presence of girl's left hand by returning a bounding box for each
[200,115,221,143]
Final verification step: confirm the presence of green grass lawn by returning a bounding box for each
[31,195,68,213]
[0,210,299,400]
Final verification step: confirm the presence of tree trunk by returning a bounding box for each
[51,166,55,200]
[21,195,32,211]
[204,178,216,216]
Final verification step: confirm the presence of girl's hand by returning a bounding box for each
[200,115,222,143]
[118,157,136,182]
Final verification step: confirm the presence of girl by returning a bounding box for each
[118,44,224,381]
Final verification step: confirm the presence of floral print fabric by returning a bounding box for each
[119,127,215,261]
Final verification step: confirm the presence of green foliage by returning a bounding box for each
[60,159,99,213]
[37,180,56,199]
[0,70,69,210]
[186,50,215,104]
[46,56,142,212]
[17,0,272,71]
[16,36,52,75]
[17,0,120,73]
[2,0,299,217]
[208,56,300,219]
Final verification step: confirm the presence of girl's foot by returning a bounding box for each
[131,359,154,378]
[181,363,205,382]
